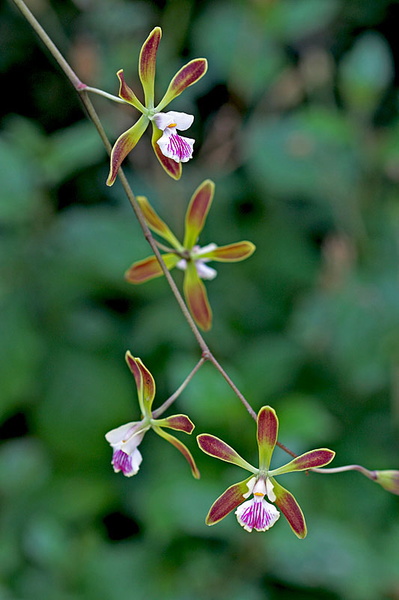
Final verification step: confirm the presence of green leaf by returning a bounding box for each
[192,2,284,101]
[339,32,394,114]
[0,438,50,496]
[0,297,44,420]
[270,0,340,41]
[35,349,135,467]
[43,121,106,184]
[245,108,358,202]
[276,394,340,445]
[0,137,39,224]
[43,206,144,297]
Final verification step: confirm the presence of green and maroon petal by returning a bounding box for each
[271,477,307,539]
[151,121,182,179]
[205,477,252,526]
[124,352,156,416]
[153,425,200,478]
[125,254,180,284]
[257,406,279,472]
[117,70,145,111]
[270,448,335,477]
[183,180,215,250]
[125,351,143,396]
[139,27,161,106]
[197,434,257,472]
[183,262,212,331]
[137,196,182,249]
[157,58,208,111]
[199,241,256,262]
[153,414,195,434]
[107,114,149,186]
[136,358,156,414]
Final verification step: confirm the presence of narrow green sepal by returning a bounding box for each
[125,254,180,284]
[137,196,182,249]
[270,448,335,477]
[157,58,208,111]
[272,477,307,539]
[257,406,279,471]
[107,114,149,185]
[183,180,215,250]
[139,27,161,107]
[153,414,195,434]
[154,425,200,478]
[125,352,156,416]
[206,477,253,526]
[197,434,257,473]
[183,262,213,331]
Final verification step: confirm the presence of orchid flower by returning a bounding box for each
[197,406,335,537]
[106,27,207,185]
[125,179,255,330]
[105,351,199,478]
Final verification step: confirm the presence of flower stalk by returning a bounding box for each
[312,464,399,495]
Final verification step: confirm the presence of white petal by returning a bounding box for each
[195,243,218,257]
[153,111,194,132]
[243,476,257,499]
[105,421,138,446]
[166,111,194,131]
[122,431,145,455]
[153,112,175,131]
[129,447,143,475]
[195,261,217,280]
[266,478,276,502]
[176,258,188,272]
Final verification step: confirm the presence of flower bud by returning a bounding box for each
[374,470,399,495]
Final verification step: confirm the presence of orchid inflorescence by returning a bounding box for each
[5,0,399,568]
[98,25,399,537]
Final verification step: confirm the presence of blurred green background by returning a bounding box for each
[1,0,399,598]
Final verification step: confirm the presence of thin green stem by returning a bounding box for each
[312,464,376,480]
[152,357,205,418]
[85,86,128,104]
[155,241,180,254]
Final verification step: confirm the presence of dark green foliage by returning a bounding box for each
[1,0,399,598]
